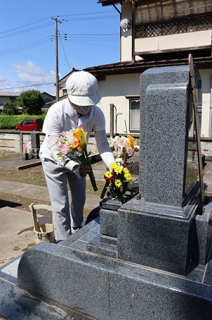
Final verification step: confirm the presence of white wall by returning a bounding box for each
[97,69,212,138]
[135,30,212,54]
[120,3,132,62]
[97,73,141,134]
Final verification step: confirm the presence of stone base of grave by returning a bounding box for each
[18,217,212,320]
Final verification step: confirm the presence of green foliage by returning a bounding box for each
[0,114,46,129]
[2,101,18,115]
[17,90,45,115]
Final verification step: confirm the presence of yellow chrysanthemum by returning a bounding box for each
[123,168,129,174]
[111,163,117,170]
[129,179,133,185]
[105,171,113,178]
[114,165,123,174]
[124,173,132,181]
[115,179,122,188]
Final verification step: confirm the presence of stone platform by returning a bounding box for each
[17,217,212,320]
[0,256,94,320]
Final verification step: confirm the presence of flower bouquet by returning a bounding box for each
[110,135,138,167]
[57,126,98,191]
[23,141,31,153]
[100,163,133,202]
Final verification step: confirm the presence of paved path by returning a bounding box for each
[0,156,41,170]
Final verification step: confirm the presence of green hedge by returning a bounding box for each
[0,114,46,129]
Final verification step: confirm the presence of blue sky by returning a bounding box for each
[0,0,121,95]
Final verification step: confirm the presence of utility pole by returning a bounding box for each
[52,17,63,101]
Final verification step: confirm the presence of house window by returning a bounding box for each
[129,100,140,132]
[63,89,67,96]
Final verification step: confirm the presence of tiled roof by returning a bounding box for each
[84,55,212,77]
[0,92,20,97]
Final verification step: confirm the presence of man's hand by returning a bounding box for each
[79,165,92,178]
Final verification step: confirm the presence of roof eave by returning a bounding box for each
[97,0,122,6]
[85,56,212,78]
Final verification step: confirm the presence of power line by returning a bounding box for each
[60,36,118,41]
[0,12,115,35]
[59,11,115,17]
[65,15,117,21]
[59,37,71,72]
[0,82,55,91]
[0,22,53,40]
[0,36,53,56]
[59,30,119,37]
[0,13,118,39]
[0,17,51,35]
[64,38,119,48]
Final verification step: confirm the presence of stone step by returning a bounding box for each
[87,234,118,259]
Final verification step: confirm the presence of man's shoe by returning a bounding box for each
[71,221,85,234]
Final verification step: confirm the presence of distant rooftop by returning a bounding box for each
[0,92,20,97]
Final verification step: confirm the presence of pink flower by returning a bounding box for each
[60,143,71,155]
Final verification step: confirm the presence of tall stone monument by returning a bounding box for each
[18,66,212,320]
[118,66,205,275]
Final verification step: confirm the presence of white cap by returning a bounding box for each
[66,71,99,106]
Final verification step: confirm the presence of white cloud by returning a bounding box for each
[0,75,12,91]
[6,60,57,95]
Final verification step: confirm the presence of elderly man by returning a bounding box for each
[39,71,114,242]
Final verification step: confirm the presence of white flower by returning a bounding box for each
[115,157,124,165]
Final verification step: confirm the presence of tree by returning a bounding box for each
[17,90,45,115]
[2,101,18,115]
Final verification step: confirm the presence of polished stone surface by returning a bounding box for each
[195,199,212,265]
[17,219,212,320]
[87,234,118,259]
[100,208,118,238]
[139,66,191,206]
[0,258,94,320]
[118,197,198,275]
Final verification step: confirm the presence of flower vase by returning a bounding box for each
[107,191,117,201]
[22,153,28,160]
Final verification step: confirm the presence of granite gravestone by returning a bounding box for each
[118,66,206,275]
[18,65,212,320]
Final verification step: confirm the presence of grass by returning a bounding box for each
[185,163,199,193]
[0,165,105,195]
[0,150,21,160]
[0,150,105,192]
[0,150,105,219]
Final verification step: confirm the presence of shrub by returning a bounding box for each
[0,114,46,129]
[2,101,18,115]
[17,90,45,115]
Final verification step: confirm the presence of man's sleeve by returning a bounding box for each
[93,107,106,132]
[95,130,115,170]
[42,107,62,136]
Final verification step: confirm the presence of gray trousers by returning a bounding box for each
[41,157,86,241]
